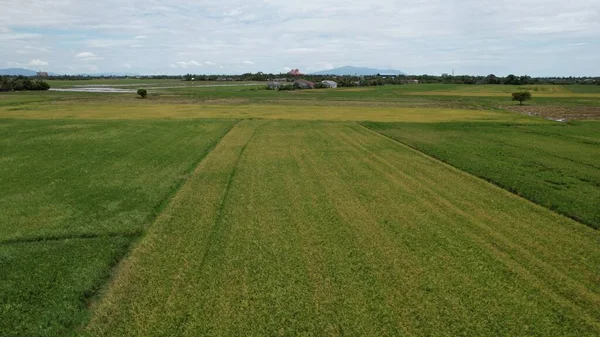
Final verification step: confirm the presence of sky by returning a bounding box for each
[1,0,599,76]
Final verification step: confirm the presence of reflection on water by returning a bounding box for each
[49,83,260,93]
[50,87,137,93]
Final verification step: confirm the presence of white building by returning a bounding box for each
[322,80,338,88]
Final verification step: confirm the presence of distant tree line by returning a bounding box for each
[39,73,600,86]
[0,76,50,92]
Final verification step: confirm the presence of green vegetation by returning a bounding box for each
[137,88,147,98]
[85,121,600,336]
[363,120,600,228]
[512,91,532,105]
[0,237,131,337]
[0,76,50,91]
[0,119,235,242]
[0,118,235,336]
[0,82,599,336]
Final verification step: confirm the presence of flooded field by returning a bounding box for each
[49,83,261,93]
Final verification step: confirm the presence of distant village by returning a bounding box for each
[266,69,419,90]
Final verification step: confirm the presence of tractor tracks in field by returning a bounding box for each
[357,122,596,230]
[0,231,140,246]
[194,121,260,276]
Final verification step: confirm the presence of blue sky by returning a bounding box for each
[1,0,598,76]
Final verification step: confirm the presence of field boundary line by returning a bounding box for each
[0,231,140,246]
[356,122,595,230]
[195,121,260,273]
[70,120,242,333]
[0,121,241,246]
[143,120,240,227]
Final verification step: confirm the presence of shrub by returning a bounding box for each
[278,84,295,91]
[137,89,148,98]
[0,76,50,91]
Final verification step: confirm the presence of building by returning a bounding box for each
[267,81,283,90]
[321,80,338,88]
[293,79,315,89]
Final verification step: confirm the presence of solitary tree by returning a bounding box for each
[512,91,532,105]
[137,89,148,98]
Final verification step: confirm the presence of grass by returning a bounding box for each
[0,80,600,118]
[0,118,236,336]
[85,120,600,337]
[0,237,131,337]
[0,103,533,122]
[1,82,599,336]
[363,120,600,228]
[0,119,235,242]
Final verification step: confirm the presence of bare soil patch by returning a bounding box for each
[505,105,600,121]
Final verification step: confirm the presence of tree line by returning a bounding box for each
[0,76,50,92]
[35,73,600,86]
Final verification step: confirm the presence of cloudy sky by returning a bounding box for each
[1,0,598,76]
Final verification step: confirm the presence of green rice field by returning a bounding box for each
[0,83,599,336]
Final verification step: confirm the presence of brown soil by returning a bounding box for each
[505,105,600,121]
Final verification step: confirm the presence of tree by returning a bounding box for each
[504,74,519,85]
[512,91,532,105]
[137,89,148,98]
[484,74,500,84]
[0,76,49,91]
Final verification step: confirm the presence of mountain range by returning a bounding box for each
[1,66,405,77]
[311,66,405,76]
[0,68,42,76]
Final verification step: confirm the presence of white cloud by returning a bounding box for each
[75,51,103,61]
[28,59,48,66]
[0,32,42,41]
[242,60,254,65]
[174,60,202,68]
[76,52,95,58]
[205,61,216,65]
[124,63,132,69]
[86,39,134,48]
[0,0,598,76]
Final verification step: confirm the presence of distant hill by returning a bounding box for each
[311,66,405,76]
[0,68,39,76]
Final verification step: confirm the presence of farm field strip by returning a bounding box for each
[0,102,532,123]
[0,119,237,337]
[0,119,236,242]
[85,120,600,336]
[362,121,600,228]
[405,91,600,98]
[0,237,132,337]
